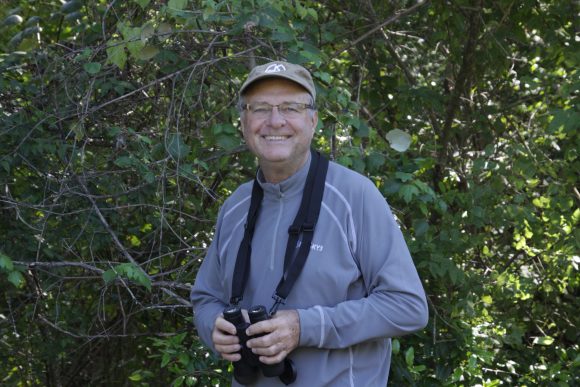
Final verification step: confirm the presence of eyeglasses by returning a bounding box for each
[240,102,315,118]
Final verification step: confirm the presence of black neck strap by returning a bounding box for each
[230,149,329,315]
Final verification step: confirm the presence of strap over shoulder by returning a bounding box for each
[229,149,329,315]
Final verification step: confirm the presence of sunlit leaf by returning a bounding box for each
[392,339,400,355]
[128,235,141,247]
[533,336,554,346]
[128,371,142,381]
[405,347,415,367]
[385,129,412,152]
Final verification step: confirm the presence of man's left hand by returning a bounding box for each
[245,309,300,364]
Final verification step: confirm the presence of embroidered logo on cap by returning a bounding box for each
[264,63,286,73]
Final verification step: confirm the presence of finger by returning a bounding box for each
[245,319,274,337]
[221,352,242,362]
[249,337,280,354]
[214,342,242,353]
[212,329,239,346]
[215,342,242,356]
[257,348,289,365]
[246,331,276,349]
[215,315,237,335]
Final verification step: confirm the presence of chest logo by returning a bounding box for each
[296,240,324,252]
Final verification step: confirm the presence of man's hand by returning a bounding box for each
[245,309,300,364]
[211,314,242,362]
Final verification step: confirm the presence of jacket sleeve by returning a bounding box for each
[190,208,229,353]
[298,180,428,349]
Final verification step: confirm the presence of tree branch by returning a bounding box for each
[15,260,104,274]
[77,176,144,271]
[332,0,430,59]
[440,0,483,163]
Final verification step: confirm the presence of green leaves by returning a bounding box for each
[212,123,239,150]
[133,0,150,9]
[103,263,151,290]
[533,336,555,346]
[83,62,101,74]
[166,133,191,160]
[548,108,580,134]
[0,253,15,271]
[0,253,24,287]
[106,21,165,69]
[168,0,188,11]
[106,40,127,69]
[347,117,370,138]
[405,346,415,367]
[138,45,159,60]
[1,0,578,386]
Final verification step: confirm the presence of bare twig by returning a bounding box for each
[16,261,104,274]
[77,176,144,271]
[38,315,187,339]
[160,287,191,307]
[86,45,261,116]
[332,0,430,58]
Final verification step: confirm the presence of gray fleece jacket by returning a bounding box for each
[190,154,428,386]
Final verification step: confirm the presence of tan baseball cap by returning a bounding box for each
[240,61,316,101]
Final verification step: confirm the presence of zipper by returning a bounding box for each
[270,191,285,270]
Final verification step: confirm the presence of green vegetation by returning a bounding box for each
[1,0,578,385]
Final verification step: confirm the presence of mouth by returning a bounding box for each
[263,135,290,141]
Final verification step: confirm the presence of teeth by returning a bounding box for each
[264,136,288,141]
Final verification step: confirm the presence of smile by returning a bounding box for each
[263,135,290,141]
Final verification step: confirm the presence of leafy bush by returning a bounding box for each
[1,0,577,385]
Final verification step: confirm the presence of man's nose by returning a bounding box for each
[268,106,286,127]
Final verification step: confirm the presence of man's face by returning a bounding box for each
[240,78,317,180]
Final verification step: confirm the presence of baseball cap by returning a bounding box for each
[240,61,316,101]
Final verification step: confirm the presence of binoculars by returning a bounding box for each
[223,305,297,385]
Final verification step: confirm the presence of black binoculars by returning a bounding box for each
[223,305,297,385]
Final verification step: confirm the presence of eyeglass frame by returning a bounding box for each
[238,101,317,117]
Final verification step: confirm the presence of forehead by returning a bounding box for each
[243,78,311,102]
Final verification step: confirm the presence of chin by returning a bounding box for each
[261,155,291,164]
[259,150,292,162]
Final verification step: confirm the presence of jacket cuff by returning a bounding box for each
[297,306,324,347]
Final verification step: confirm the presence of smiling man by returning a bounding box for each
[239,75,316,183]
[190,61,428,386]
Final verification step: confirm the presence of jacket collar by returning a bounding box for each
[256,153,311,198]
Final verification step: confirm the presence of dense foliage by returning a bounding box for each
[1,0,578,386]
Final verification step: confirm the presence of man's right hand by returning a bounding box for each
[212,314,242,361]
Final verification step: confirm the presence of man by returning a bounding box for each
[190,61,428,386]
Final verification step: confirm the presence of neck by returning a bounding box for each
[259,154,309,184]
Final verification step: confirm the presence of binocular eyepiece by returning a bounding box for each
[223,305,297,385]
